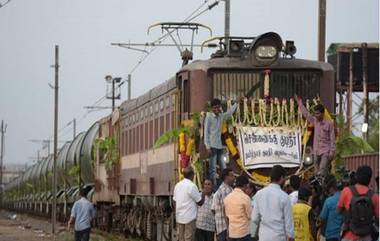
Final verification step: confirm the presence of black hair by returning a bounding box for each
[211,98,221,107]
[271,165,287,182]
[298,186,312,201]
[80,187,90,197]
[324,175,337,190]
[290,175,301,190]
[355,165,372,186]
[221,168,233,181]
[314,104,325,114]
[376,176,379,188]
[183,166,195,179]
[203,179,213,186]
[235,175,249,188]
[248,182,257,194]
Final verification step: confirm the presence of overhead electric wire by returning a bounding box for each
[48,0,220,143]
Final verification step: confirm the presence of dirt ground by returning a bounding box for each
[0,210,141,241]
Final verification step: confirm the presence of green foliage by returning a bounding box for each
[154,112,202,149]
[68,164,80,176]
[25,182,34,192]
[153,127,190,149]
[94,137,119,171]
[357,96,379,151]
[334,114,375,168]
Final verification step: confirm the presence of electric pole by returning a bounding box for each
[318,0,326,61]
[0,120,7,204]
[224,0,231,48]
[127,74,131,100]
[52,45,59,235]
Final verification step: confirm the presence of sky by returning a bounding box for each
[0,0,378,166]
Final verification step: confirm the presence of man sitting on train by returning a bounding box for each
[204,98,238,188]
[295,95,336,178]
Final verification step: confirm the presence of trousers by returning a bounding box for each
[314,153,331,177]
[74,227,91,241]
[177,220,196,241]
[209,148,226,188]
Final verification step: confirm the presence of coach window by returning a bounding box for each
[172,94,176,106]
[166,96,170,108]
[145,107,148,117]
[155,102,159,113]
[150,105,153,115]
[160,99,164,110]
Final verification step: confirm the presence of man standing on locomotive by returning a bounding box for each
[204,98,238,187]
[295,96,336,177]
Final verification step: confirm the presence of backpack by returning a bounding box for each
[348,185,374,236]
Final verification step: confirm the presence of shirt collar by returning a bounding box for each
[269,183,282,189]
[221,182,232,190]
[211,112,218,118]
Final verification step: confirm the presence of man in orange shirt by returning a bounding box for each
[337,165,379,241]
[224,175,252,241]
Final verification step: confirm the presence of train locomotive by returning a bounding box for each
[2,32,335,240]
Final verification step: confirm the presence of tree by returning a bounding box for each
[357,96,379,151]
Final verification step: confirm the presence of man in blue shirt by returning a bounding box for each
[67,187,96,241]
[204,98,238,187]
[319,176,343,241]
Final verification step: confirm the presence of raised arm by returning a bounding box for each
[222,103,238,120]
[296,97,315,124]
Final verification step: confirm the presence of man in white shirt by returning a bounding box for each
[289,175,300,205]
[252,165,295,241]
[173,166,205,241]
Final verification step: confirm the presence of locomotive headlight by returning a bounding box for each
[255,46,277,59]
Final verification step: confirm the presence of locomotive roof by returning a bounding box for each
[119,56,333,114]
[179,56,334,72]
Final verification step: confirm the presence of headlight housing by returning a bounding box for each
[249,32,283,66]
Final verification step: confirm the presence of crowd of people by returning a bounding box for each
[173,165,379,241]
[173,98,378,241]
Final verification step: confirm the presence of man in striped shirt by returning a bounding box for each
[195,179,215,241]
[211,168,235,241]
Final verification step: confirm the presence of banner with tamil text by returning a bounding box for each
[237,126,301,169]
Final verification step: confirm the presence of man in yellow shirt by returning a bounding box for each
[224,175,252,241]
[292,186,317,241]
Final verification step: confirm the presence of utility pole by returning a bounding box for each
[224,0,231,48]
[318,0,326,61]
[52,45,59,235]
[0,120,7,204]
[361,43,369,140]
[347,49,353,134]
[127,74,131,100]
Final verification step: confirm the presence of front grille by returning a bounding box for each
[212,71,321,100]
[212,72,261,100]
[270,71,321,100]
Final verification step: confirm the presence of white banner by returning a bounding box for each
[237,126,301,169]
